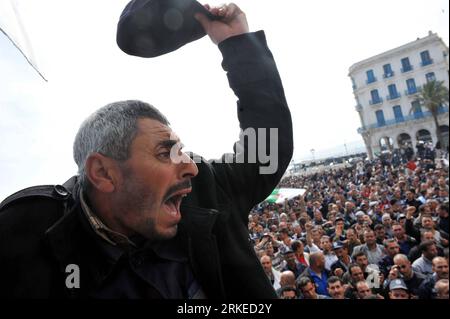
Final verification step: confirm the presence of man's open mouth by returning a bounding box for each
[163,188,191,218]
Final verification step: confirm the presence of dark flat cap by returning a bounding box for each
[282,249,295,256]
[117,0,218,57]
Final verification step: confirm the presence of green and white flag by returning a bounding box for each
[265,188,306,204]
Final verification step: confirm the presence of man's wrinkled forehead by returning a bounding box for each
[137,118,180,146]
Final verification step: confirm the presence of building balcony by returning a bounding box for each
[369,97,383,105]
[401,66,414,73]
[362,106,449,131]
[413,112,424,119]
[357,127,367,134]
[420,59,433,67]
[383,72,395,79]
[386,92,401,101]
[404,86,422,96]
[366,77,377,85]
[355,104,363,112]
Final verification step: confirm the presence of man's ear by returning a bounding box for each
[85,153,120,193]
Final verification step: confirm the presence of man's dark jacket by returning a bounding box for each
[0,31,293,299]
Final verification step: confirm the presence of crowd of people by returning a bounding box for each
[250,147,449,299]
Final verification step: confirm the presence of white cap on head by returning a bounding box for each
[355,211,365,218]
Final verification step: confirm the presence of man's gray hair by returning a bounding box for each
[73,100,169,190]
[297,276,312,289]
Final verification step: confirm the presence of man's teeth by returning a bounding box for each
[168,208,177,217]
[166,200,177,216]
[165,195,184,217]
[164,193,189,217]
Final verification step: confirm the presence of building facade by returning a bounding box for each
[349,31,449,159]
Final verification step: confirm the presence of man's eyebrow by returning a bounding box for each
[156,139,180,149]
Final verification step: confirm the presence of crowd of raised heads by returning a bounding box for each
[250,146,449,299]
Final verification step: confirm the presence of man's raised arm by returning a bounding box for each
[197,3,294,211]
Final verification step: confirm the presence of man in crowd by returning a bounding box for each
[379,238,400,276]
[408,230,443,262]
[282,249,306,279]
[277,228,293,254]
[313,209,326,227]
[434,279,449,299]
[404,189,422,210]
[406,206,442,244]
[374,224,388,245]
[331,217,347,242]
[392,222,417,255]
[260,255,281,290]
[412,240,439,277]
[297,277,329,299]
[327,276,346,299]
[355,250,386,295]
[418,257,449,299]
[305,222,323,250]
[343,264,366,299]
[352,230,385,265]
[354,252,372,278]
[381,214,393,238]
[264,241,284,271]
[298,252,330,296]
[355,280,375,299]
[330,241,352,277]
[279,286,298,299]
[276,270,297,298]
[437,202,449,235]
[385,254,425,296]
[345,228,361,256]
[320,235,338,271]
[389,279,410,299]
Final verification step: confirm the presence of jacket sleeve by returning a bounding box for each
[405,218,421,242]
[210,31,293,221]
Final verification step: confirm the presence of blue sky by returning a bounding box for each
[0,0,449,200]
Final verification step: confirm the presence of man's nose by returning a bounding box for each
[178,152,199,179]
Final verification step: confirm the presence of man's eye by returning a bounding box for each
[158,151,171,159]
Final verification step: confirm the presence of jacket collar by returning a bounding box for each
[45,197,119,298]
